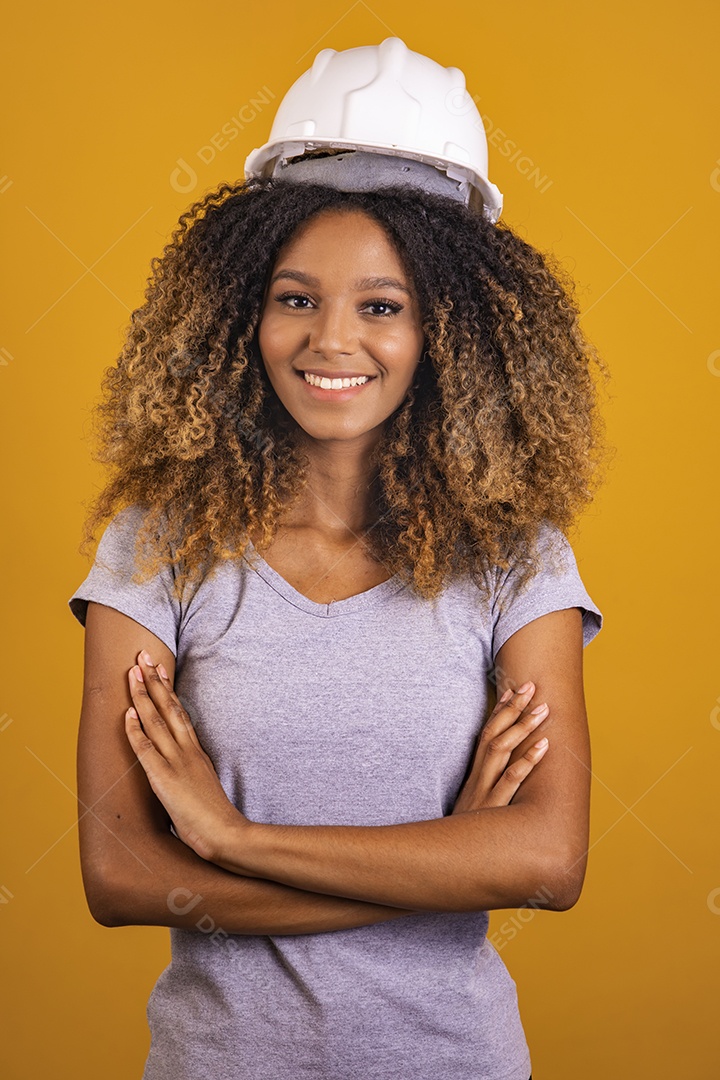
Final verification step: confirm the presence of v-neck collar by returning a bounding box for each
[242,539,407,618]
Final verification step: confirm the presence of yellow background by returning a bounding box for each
[2,0,719,1076]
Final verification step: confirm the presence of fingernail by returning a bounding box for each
[140,650,154,666]
[158,663,168,680]
[499,689,513,703]
[132,665,144,682]
[517,681,533,694]
[530,703,548,715]
[534,737,548,748]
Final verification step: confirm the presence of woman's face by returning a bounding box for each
[257,208,425,449]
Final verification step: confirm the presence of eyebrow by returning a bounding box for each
[269,269,412,296]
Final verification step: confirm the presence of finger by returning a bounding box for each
[461,690,539,799]
[471,707,548,801]
[483,683,537,740]
[483,739,549,808]
[492,686,515,712]
[468,708,546,794]
[124,705,171,782]
[136,652,196,747]
[477,700,548,780]
[482,693,513,730]
[127,665,180,756]
[153,661,205,751]
[484,687,517,725]
[481,702,549,760]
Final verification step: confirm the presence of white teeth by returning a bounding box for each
[303,372,370,389]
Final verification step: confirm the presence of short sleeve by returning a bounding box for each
[67,505,180,658]
[491,521,603,665]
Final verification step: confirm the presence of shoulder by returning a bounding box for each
[491,518,582,595]
[490,518,603,663]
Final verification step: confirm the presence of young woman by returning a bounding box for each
[68,40,609,1080]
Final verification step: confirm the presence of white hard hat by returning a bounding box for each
[244,37,503,224]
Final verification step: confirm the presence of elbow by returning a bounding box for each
[543,849,588,912]
[513,842,587,913]
[81,859,133,928]
[546,882,582,912]
[83,877,123,928]
[89,901,123,929]
[79,825,172,927]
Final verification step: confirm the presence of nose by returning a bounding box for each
[307,301,358,360]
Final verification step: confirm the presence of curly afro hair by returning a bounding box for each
[77,174,613,603]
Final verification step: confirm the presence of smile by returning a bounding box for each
[303,372,372,389]
[296,369,377,400]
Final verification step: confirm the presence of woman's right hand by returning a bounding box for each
[450,683,550,814]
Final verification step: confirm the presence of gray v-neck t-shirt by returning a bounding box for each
[68,504,603,1080]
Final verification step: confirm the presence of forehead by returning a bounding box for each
[279,208,398,255]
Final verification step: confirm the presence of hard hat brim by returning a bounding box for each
[244,138,503,224]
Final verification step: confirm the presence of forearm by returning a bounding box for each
[91,830,423,935]
[216,806,568,912]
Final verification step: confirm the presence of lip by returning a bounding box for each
[296,369,376,401]
[296,368,377,380]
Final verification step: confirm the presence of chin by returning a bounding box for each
[290,415,384,443]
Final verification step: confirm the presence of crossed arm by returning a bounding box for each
[77,602,591,934]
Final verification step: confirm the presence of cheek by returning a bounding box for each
[256,317,271,357]
[387,337,423,383]
[256,318,286,370]
[379,321,424,365]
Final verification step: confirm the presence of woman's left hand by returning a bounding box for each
[125,651,250,862]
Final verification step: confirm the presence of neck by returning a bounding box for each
[281,433,382,539]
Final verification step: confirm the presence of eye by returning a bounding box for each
[364,298,403,317]
[272,292,403,317]
[274,291,314,310]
